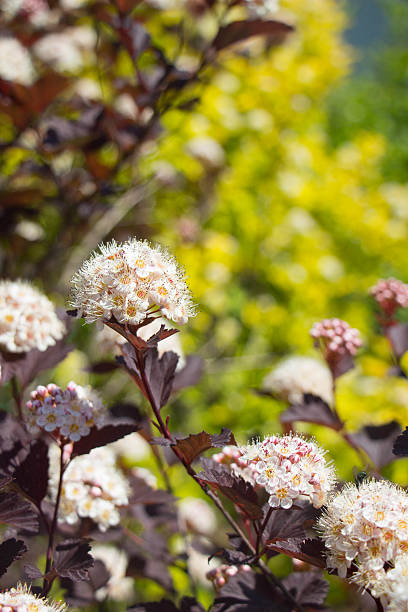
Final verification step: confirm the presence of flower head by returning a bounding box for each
[0,280,65,353]
[49,445,129,532]
[262,356,333,405]
[318,480,408,582]
[213,445,259,485]
[178,497,217,536]
[370,278,408,319]
[0,36,35,85]
[0,583,66,611]
[92,545,134,602]
[69,239,195,327]
[240,434,336,509]
[26,381,106,442]
[310,318,362,363]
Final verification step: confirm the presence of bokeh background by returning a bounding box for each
[2,0,408,608]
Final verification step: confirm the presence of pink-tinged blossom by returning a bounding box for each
[240,434,336,509]
[310,318,362,361]
[370,278,408,319]
[26,381,106,442]
[69,239,195,327]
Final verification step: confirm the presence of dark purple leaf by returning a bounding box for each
[387,323,408,359]
[282,571,329,607]
[179,598,205,612]
[267,538,326,569]
[0,337,73,388]
[127,553,174,592]
[172,355,205,393]
[72,420,140,458]
[331,353,355,380]
[86,360,120,374]
[0,476,12,490]
[349,421,401,468]
[172,429,236,465]
[119,344,179,408]
[393,426,408,457]
[263,502,320,545]
[118,18,151,61]
[129,474,175,506]
[150,437,173,446]
[212,571,288,612]
[129,601,179,612]
[0,538,27,577]
[54,539,94,581]
[144,348,179,408]
[24,563,43,579]
[281,393,343,431]
[13,439,49,505]
[198,459,262,520]
[0,489,38,532]
[211,19,293,52]
[60,560,110,607]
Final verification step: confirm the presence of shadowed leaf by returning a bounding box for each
[393,426,408,457]
[24,563,43,579]
[54,539,94,581]
[281,394,343,431]
[172,355,205,393]
[211,19,293,52]
[212,571,288,612]
[387,323,408,359]
[13,439,49,505]
[60,560,110,607]
[282,571,329,607]
[0,538,27,577]
[72,420,140,458]
[263,502,320,545]
[198,459,262,520]
[267,538,326,569]
[0,489,38,532]
[349,421,401,468]
[331,353,355,380]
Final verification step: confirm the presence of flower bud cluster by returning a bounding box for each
[240,435,335,509]
[370,278,408,319]
[0,584,65,611]
[206,564,252,589]
[318,480,408,594]
[26,382,106,442]
[69,239,195,327]
[49,445,129,532]
[212,445,259,485]
[262,356,333,405]
[310,318,362,360]
[0,280,65,354]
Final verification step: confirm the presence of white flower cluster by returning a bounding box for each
[69,239,195,326]
[245,0,279,17]
[92,545,134,602]
[33,26,96,72]
[262,356,333,406]
[26,382,106,442]
[207,563,252,589]
[240,434,336,509]
[212,445,259,485]
[0,584,65,611]
[0,280,65,353]
[0,36,35,85]
[319,480,408,611]
[178,497,217,537]
[49,445,129,532]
